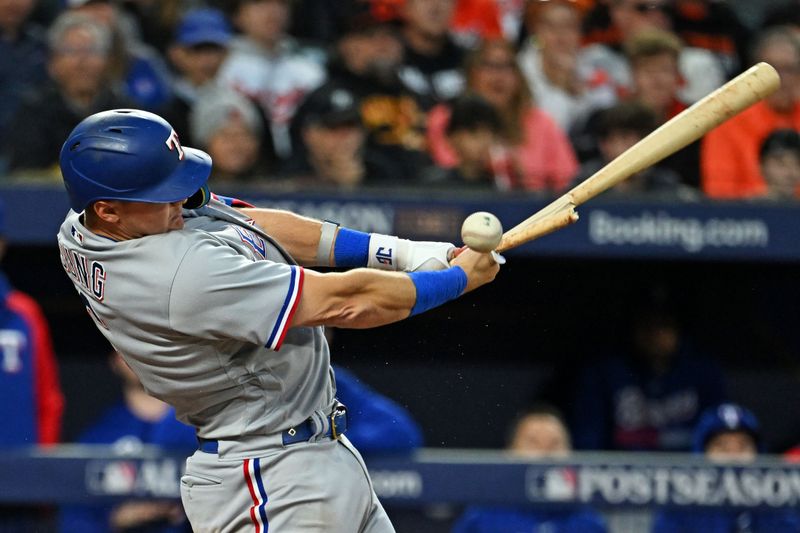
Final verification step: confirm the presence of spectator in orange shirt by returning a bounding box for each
[701,26,800,199]
[427,39,579,192]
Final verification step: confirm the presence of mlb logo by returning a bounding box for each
[527,466,578,502]
[71,225,84,245]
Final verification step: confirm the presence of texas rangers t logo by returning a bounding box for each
[165,130,185,160]
[375,247,393,266]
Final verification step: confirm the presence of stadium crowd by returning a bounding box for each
[0,0,799,198]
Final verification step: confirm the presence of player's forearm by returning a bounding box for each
[295,269,418,329]
[238,208,322,265]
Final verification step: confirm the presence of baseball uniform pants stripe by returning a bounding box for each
[244,458,269,532]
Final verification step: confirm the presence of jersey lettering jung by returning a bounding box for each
[58,244,106,301]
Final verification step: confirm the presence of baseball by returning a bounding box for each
[461,211,503,252]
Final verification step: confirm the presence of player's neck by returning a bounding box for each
[83,213,135,242]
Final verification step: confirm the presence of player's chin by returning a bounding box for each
[169,215,185,231]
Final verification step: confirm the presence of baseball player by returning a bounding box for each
[56,109,499,532]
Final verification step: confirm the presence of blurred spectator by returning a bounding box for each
[450,0,503,48]
[671,0,751,78]
[518,0,617,133]
[292,6,429,184]
[428,39,578,192]
[761,1,800,36]
[575,101,696,198]
[0,198,64,530]
[507,404,573,458]
[0,0,48,154]
[452,405,607,533]
[653,404,800,533]
[497,0,527,42]
[581,0,725,104]
[59,351,196,533]
[701,27,800,199]
[625,28,701,187]
[66,0,174,111]
[571,288,726,451]
[626,29,685,123]
[190,86,272,184]
[164,7,233,145]
[217,0,325,159]
[2,12,130,176]
[421,94,504,188]
[757,128,800,200]
[288,0,403,46]
[283,86,397,187]
[332,365,423,453]
[116,0,186,54]
[398,0,467,108]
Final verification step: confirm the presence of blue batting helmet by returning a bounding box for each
[692,403,763,453]
[60,109,212,212]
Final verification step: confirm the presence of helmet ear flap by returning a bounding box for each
[183,184,211,209]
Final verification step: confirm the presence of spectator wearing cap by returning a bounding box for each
[65,0,174,111]
[190,86,272,184]
[164,7,233,146]
[652,404,800,533]
[216,0,325,160]
[284,86,395,187]
[757,129,800,200]
[398,0,467,109]
[2,11,131,176]
[452,405,607,533]
[420,94,505,189]
[293,4,430,184]
[0,198,65,530]
[0,0,48,156]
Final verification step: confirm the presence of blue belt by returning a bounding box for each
[197,406,348,454]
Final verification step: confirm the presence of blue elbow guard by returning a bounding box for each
[334,228,370,266]
[408,267,468,316]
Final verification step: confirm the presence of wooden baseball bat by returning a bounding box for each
[495,61,781,253]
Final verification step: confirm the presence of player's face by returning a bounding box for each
[113,200,186,237]
[705,431,757,463]
[510,415,571,458]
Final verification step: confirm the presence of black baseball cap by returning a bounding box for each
[337,0,400,38]
[302,87,361,128]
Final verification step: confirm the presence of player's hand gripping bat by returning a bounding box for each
[494,62,781,253]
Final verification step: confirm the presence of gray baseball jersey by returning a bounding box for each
[57,199,334,439]
[58,199,396,532]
